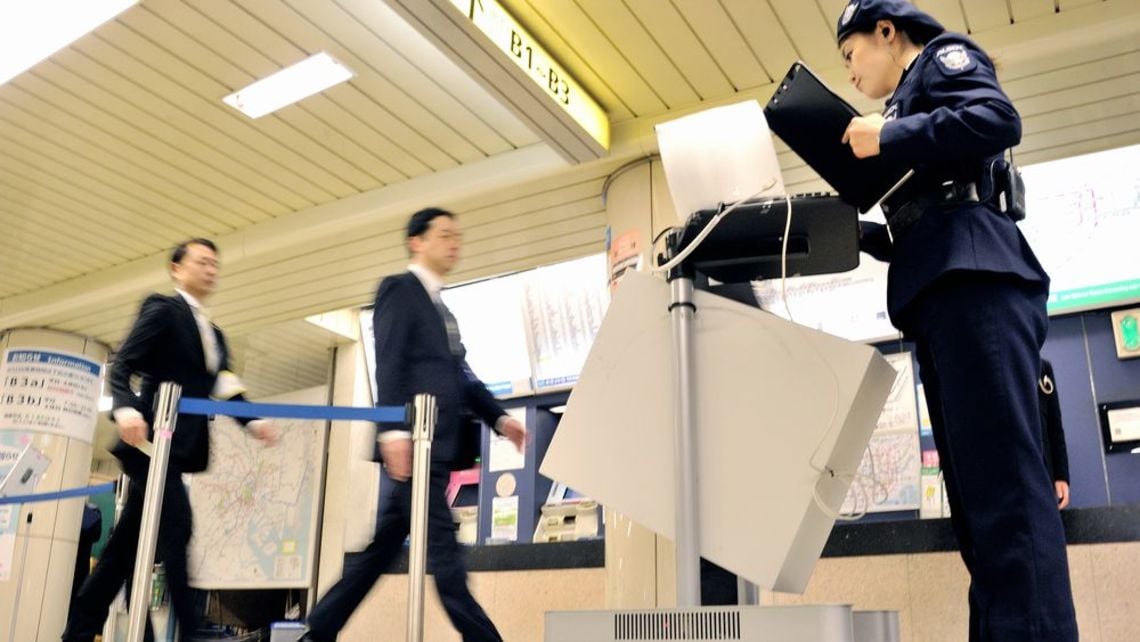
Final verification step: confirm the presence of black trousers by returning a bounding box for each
[905,273,1077,641]
[306,468,501,642]
[62,471,196,642]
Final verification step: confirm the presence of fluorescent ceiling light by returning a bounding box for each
[0,0,138,86]
[223,52,354,118]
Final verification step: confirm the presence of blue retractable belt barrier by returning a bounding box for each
[0,482,116,506]
[0,401,403,507]
[178,398,407,423]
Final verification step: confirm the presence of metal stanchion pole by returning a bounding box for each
[669,274,701,607]
[406,393,437,642]
[6,513,33,642]
[126,382,181,642]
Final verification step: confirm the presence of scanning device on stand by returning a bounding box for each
[542,99,900,642]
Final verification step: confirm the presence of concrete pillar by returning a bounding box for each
[313,338,380,605]
[602,158,686,609]
[0,328,108,642]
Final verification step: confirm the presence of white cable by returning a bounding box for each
[779,193,794,322]
[811,468,869,522]
[652,178,778,274]
[810,442,892,522]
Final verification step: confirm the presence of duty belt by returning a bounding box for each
[881,181,980,239]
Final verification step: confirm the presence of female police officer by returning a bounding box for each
[836,1,1077,639]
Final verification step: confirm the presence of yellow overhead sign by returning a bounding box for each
[448,0,610,151]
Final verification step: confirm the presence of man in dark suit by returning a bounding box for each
[63,238,277,642]
[303,208,526,642]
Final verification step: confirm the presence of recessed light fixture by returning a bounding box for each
[0,0,138,86]
[223,52,354,119]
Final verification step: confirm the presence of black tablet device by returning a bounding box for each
[764,61,908,213]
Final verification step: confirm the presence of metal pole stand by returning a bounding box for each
[665,230,701,607]
[126,382,181,642]
[406,393,437,642]
[7,512,33,642]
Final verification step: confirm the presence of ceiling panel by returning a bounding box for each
[120,2,396,189]
[960,0,1014,33]
[668,0,767,92]
[720,0,797,84]
[209,0,450,175]
[619,1,733,100]
[768,0,840,70]
[0,82,281,229]
[914,0,970,33]
[61,19,358,199]
[577,0,699,108]
[175,0,432,177]
[1009,0,1056,23]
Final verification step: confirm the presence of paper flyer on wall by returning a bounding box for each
[0,348,102,442]
[491,495,519,542]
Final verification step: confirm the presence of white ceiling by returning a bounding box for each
[2,0,1138,398]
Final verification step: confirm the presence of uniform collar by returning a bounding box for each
[407,263,444,297]
[888,50,922,102]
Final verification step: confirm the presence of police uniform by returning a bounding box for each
[838,1,1078,640]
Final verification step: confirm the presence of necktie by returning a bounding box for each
[433,298,466,359]
[193,306,221,374]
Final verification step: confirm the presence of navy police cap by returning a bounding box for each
[836,0,945,44]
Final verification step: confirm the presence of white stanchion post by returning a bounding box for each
[125,382,181,642]
[405,394,437,642]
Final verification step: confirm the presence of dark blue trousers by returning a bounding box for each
[306,468,501,642]
[904,272,1077,641]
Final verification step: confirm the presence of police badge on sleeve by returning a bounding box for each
[934,43,975,75]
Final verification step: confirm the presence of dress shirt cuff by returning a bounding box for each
[112,407,143,425]
[493,415,510,435]
[378,430,412,443]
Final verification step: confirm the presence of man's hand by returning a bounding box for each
[117,415,149,447]
[1055,481,1071,510]
[381,437,413,482]
[249,420,280,447]
[500,417,527,453]
[842,113,886,158]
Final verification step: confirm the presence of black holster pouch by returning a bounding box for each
[991,158,1026,221]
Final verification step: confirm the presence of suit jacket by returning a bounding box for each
[110,293,251,477]
[372,271,505,470]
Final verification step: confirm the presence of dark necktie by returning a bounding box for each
[433,298,466,359]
